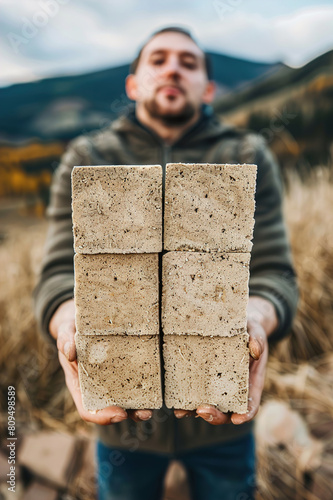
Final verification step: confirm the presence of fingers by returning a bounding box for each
[247,321,266,360]
[57,321,77,362]
[174,408,226,422]
[128,410,153,422]
[83,407,128,425]
[174,409,196,419]
[231,337,268,425]
[248,337,261,360]
[196,405,231,425]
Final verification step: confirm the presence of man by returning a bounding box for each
[34,27,298,500]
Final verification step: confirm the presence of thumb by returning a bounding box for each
[57,321,77,362]
[248,337,262,360]
[247,321,266,361]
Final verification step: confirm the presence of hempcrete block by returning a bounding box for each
[72,165,162,254]
[164,163,257,252]
[75,334,162,410]
[74,253,159,335]
[163,334,249,413]
[162,251,250,337]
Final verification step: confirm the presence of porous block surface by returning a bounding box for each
[72,165,162,253]
[162,251,250,336]
[163,334,249,413]
[75,253,159,335]
[76,334,162,410]
[164,163,257,252]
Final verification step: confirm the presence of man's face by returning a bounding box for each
[126,32,215,126]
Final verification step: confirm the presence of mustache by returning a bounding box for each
[156,83,186,94]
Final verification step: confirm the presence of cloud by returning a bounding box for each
[274,6,333,66]
[0,1,332,86]
[199,5,333,66]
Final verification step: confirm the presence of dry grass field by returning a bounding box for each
[0,167,333,499]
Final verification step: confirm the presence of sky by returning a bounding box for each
[1,0,333,87]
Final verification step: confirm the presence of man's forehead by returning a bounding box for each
[141,32,205,60]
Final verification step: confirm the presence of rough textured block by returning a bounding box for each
[76,334,162,410]
[162,251,250,336]
[75,253,159,335]
[72,165,162,254]
[163,334,249,413]
[164,163,257,252]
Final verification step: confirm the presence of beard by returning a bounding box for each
[143,96,196,127]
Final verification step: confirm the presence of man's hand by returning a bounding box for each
[175,296,278,424]
[50,299,153,425]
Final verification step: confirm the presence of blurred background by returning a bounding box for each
[0,1,333,499]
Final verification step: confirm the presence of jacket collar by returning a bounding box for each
[111,104,237,149]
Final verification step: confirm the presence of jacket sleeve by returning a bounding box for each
[33,136,94,341]
[245,136,299,343]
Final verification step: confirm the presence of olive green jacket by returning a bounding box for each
[34,107,298,453]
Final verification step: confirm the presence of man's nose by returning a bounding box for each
[161,56,181,77]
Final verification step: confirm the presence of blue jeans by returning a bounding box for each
[96,433,256,500]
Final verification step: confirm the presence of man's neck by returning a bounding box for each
[135,105,201,145]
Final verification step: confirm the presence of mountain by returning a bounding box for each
[213,50,333,171]
[0,52,283,142]
[214,49,333,114]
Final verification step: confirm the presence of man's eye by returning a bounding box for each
[151,59,164,65]
[182,61,196,69]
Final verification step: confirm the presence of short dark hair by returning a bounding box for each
[130,26,213,80]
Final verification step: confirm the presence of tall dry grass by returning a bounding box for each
[257,167,333,499]
[0,168,332,498]
[274,167,333,361]
[0,222,89,435]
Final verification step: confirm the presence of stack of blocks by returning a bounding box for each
[72,165,163,410]
[72,162,257,414]
[163,163,257,414]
